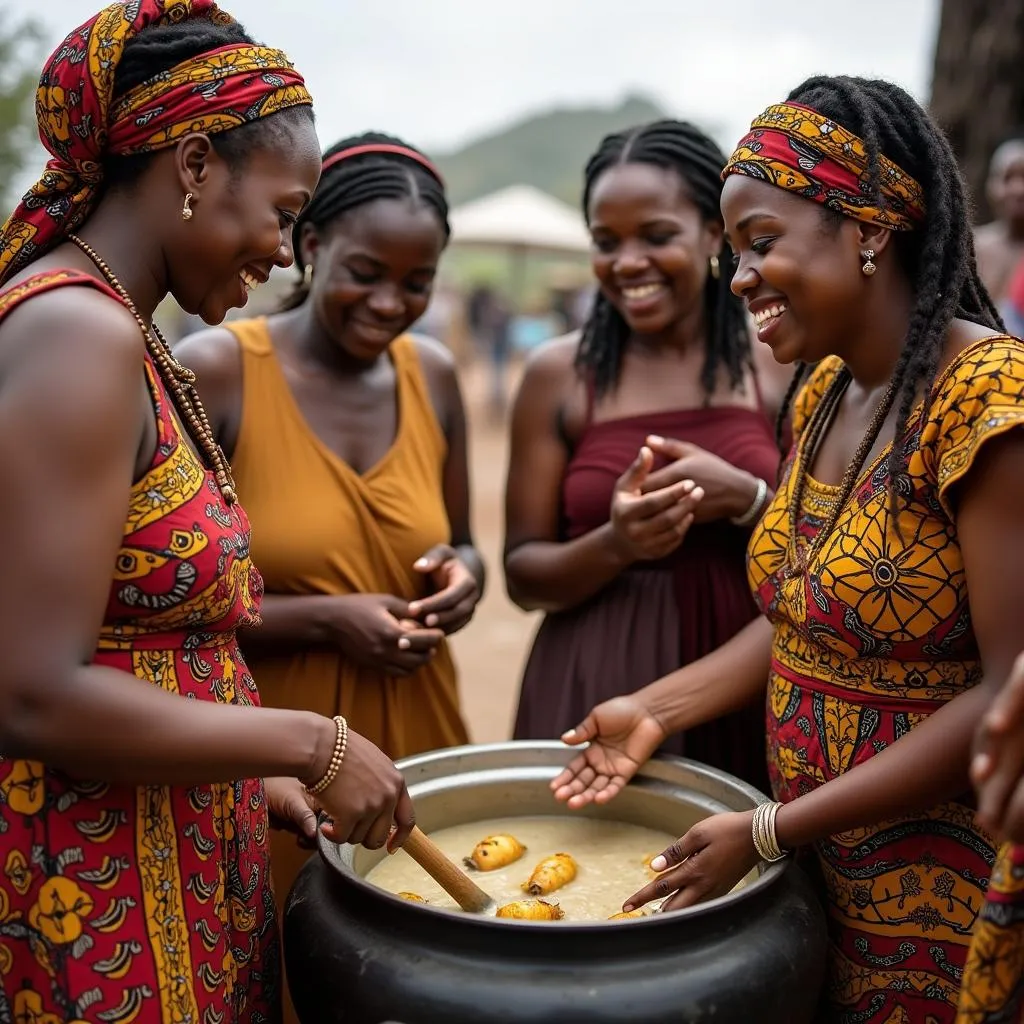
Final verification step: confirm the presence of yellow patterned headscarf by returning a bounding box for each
[722,102,925,231]
[0,0,313,285]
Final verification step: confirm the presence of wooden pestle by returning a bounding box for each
[402,825,496,914]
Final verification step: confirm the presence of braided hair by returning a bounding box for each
[576,120,751,398]
[281,132,449,311]
[777,76,1005,488]
[105,18,313,191]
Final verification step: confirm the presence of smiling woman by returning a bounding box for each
[174,134,486,983]
[0,4,420,1022]
[504,120,796,792]
[551,76,1024,1024]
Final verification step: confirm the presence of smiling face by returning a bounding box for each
[587,162,722,337]
[721,174,880,365]
[171,118,322,325]
[303,197,447,362]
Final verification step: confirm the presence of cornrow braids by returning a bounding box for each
[575,119,752,399]
[777,76,1005,504]
[281,131,449,311]
[104,18,313,191]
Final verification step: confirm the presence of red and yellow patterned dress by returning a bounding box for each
[957,842,1024,1022]
[0,272,276,1023]
[748,336,1024,1023]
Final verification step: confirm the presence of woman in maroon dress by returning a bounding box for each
[505,120,794,790]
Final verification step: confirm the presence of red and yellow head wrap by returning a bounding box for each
[0,0,313,285]
[722,102,926,231]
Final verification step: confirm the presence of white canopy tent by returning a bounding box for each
[448,184,590,255]
[447,185,590,307]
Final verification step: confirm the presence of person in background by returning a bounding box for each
[176,131,484,939]
[552,77,1024,1023]
[0,5,414,1022]
[504,119,794,793]
[467,282,513,415]
[975,136,1024,310]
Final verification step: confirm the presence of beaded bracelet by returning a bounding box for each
[306,715,349,797]
[731,477,769,527]
[751,801,787,863]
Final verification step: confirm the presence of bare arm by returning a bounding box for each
[774,432,1024,849]
[0,292,331,786]
[503,342,633,613]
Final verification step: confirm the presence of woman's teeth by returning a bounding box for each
[753,303,787,325]
[622,283,664,300]
[240,269,260,292]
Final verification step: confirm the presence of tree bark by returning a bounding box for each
[929,0,1024,223]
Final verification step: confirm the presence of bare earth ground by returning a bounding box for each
[448,358,541,743]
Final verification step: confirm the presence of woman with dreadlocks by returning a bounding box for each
[177,131,483,910]
[551,75,1024,1023]
[505,120,792,790]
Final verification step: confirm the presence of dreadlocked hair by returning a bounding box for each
[280,131,449,311]
[575,119,751,399]
[105,17,313,191]
[779,76,1005,505]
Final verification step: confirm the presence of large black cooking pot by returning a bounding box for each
[284,741,826,1024]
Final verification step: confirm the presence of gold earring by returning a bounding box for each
[181,193,194,221]
[861,249,877,276]
[709,254,720,280]
[302,264,313,287]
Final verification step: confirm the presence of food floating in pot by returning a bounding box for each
[463,834,526,872]
[496,899,564,921]
[397,892,427,902]
[363,816,754,923]
[609,908,648,920]
[523,852,578,896]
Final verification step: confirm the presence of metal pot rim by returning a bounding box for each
[318,740,790,929]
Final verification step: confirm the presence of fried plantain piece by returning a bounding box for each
[523,852,578,896]
[496,899,565,920]
[463,834,526,871]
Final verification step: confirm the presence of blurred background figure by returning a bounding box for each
[974,136,1024,317]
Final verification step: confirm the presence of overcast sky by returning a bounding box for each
[33,1,940,162]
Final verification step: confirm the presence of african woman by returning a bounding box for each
[0,4,414,1020]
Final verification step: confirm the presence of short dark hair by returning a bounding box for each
[103,16,313,191]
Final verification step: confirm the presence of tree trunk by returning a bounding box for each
[929,0,1024,223]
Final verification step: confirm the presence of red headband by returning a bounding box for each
[321,143,444,184]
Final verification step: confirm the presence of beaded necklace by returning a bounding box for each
[68,234,237,504]
[783,366,900,579]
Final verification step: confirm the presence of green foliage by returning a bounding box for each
[0,9,43,213]
[435,93,670,207]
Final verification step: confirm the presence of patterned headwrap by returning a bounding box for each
[722,102,926,231]
[0,0,313,285]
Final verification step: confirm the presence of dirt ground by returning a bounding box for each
[447,357,541,743]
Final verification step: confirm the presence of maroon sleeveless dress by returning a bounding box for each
[513,398,780,793]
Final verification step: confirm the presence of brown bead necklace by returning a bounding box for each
[784,366,900,579]
[68,233,237,504]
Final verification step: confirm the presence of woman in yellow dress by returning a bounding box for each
[176,133,483,938]
[551,75,1024,1023]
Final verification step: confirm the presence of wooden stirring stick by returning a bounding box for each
[402,825,496,914]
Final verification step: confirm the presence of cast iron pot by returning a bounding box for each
[284,741,826,1024]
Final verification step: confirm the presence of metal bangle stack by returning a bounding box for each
[751,800,787,862]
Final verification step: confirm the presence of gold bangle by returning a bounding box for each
[751,801,787,862]
[306,715,349,797]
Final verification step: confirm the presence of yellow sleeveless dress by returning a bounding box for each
[224,318,469,896]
